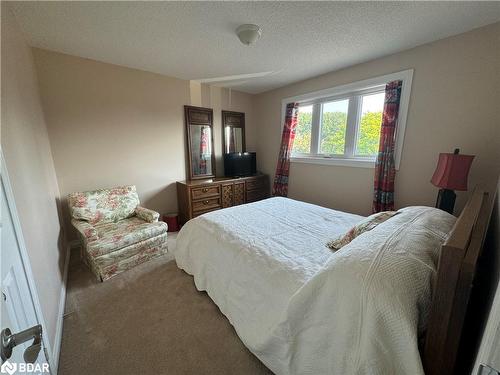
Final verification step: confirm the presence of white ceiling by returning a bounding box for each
[10,1,500,94]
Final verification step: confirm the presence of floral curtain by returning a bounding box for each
[272,102,299,197]
[373,80,403,212]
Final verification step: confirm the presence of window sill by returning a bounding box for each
[290,156,376,168]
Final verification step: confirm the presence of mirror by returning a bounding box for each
[222,111,246,154]
[190,125,213,176]
[185,106,216,180]
[224,127,243,153]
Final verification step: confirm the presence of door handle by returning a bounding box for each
[1,325,42,363]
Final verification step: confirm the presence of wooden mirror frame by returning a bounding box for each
[184,105,216,180]
[222,110,246,154]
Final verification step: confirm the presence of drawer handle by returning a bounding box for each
[203,200,210,205]
[202,188,209,193]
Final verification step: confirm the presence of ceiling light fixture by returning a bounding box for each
[236,24,262,46]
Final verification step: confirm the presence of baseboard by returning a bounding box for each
[51,243,71,374]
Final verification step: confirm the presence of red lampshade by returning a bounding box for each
[431,152,475,191]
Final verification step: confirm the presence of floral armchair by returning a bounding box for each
[68,185,168,281]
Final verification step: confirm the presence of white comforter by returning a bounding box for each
[174,197,456,374]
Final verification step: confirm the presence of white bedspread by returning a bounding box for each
[174,197,456,374]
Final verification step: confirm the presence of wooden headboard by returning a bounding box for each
[423,187,492,374]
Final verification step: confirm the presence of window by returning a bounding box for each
[285,70,413,168]
[293,89,385,160]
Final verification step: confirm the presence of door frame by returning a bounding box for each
[1,150,54,371]
[473,182,500,373]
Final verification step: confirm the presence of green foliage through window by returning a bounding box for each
[357,111,382,156]
[320,112,347,155]
[294,112,312,153]
[294,110,383,156]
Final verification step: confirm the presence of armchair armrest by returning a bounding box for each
[135,206,160,223]
[71,219,99,242]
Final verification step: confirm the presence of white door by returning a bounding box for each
[1,162,51,374]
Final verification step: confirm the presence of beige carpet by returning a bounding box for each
[59,236,273,375]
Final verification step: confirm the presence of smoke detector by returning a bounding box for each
[236,24,262,46]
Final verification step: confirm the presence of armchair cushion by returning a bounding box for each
[71,219,99,242]
[87,217,168,258]
[135,206,160,223]
[68,185,140,225]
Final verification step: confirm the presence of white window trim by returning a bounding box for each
[281,69,414,170]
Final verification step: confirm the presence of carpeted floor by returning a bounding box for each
[58,234,273,374]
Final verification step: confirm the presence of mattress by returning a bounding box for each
[174,197,456,374]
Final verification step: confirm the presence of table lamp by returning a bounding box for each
[431,148,474,215]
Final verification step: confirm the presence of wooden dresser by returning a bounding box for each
[176,174,270,224]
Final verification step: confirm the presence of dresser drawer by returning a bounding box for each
[191,185,220,200]
[246,177,267,191]
[177,174,270,224]
[192,197,221,212]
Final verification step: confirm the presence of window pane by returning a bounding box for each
[293,105,313,154]
[356,92,384,156]
[319,99,348,155]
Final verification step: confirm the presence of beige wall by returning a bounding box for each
[1,4,65,355]
[254,22,500,216]
[200,84,257,176]
[33,49,255,240]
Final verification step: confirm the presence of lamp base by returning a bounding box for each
[436,189,456,215]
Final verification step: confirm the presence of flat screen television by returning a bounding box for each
[224,152,256,177]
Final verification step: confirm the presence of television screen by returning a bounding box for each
[224,152,256,177]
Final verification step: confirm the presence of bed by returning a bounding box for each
[174,190,491,375]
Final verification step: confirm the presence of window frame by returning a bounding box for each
[282,69,413,169]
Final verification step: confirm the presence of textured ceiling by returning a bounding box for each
[9,1,500,94]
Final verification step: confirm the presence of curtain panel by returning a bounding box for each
[272,102,299,197]
[373,80,403,212]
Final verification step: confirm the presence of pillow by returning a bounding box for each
[68,185,140,224]
[327,211,399,251]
